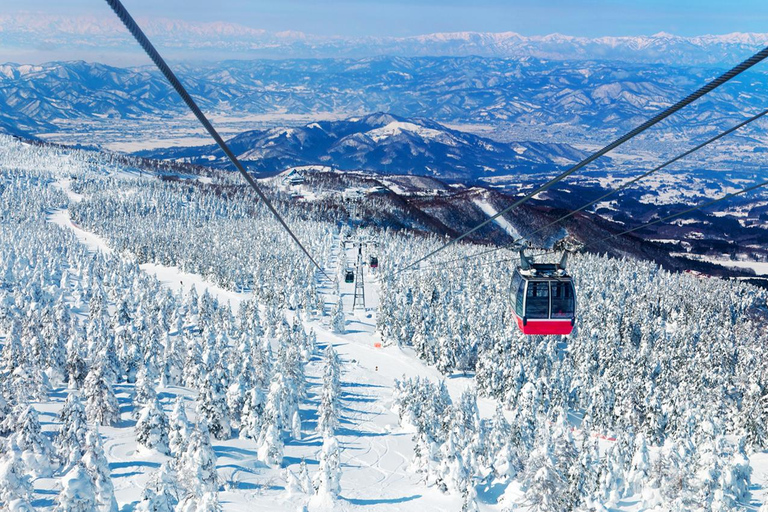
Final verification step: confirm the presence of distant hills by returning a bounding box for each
[2,57,767,140]
[137,113,587,180]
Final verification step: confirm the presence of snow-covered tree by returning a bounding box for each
[135,463,179,512]
[177,421,218,497]
[330,297,346,334]
[82,429,118,512]
[84,365,120,426]
[257,423,284,467]
[135,394,171,455]
[312,435,341,504]
[488,404,519,480]
[132,365,158,419]
[627,434,651,496]
[520,432,568,512]
[0,439,33,506]
[239,387,265,441]
[176,491,222,512]
[713,446,752,510]
[65,334,87,389]
[56,392,90,469]
[225,374,247,431]
[55,465,97,512]
[317,346,342,436]
[13,405,55,477]
[436,430,469,495]
[293,458,313,496]
[169,398,191,457]
[197,372,231,441]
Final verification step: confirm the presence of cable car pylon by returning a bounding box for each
[353,244,366,310]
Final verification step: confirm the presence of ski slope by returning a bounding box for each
[472,198,520,239]
[44,182,483,510]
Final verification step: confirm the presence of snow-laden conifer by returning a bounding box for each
[84,364,120,427]
[196,371,231,441]
[135,463,179,512]
[135,394,171,455]
[330,297,346,334]
[0,439,33,506]
[55,465,97,512]
[177,420,218,497]
[13,405,55,477]
[312,435,341,505]
[56,392,89,469]
[82,429,118,512]
[169,398,191,458]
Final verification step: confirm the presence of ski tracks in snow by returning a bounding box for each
[296,237,460,510]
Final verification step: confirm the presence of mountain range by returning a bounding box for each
[4,13,768,65]
[138,113,588,180]
[3,57,767,144]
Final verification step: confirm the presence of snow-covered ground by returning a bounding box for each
[45,197,660,512]
[674,252,768,276]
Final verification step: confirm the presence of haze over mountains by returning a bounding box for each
[3,12,768,64]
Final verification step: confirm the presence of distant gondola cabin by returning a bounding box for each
[344,270,355,283]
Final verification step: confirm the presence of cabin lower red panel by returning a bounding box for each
[515,316,573,335]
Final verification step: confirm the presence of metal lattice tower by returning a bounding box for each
[353,243,366,310]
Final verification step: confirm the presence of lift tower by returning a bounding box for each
[352,243,366,310]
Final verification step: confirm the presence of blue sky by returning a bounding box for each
[16,0,768,37]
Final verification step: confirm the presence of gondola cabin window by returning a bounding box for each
[526,281,550,319]
[551,281,575,318]
[511,271,524,316]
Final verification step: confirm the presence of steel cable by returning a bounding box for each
[104,0,331,280]
[394,45,768,274]
[415,107,768,270]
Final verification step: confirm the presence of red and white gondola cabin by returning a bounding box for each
[510,252,576,335]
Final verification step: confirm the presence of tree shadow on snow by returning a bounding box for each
[341,392,376,403]
[214,446,259,460]
[32,489,58,509]
[48,388,69,399]
[109,460,161,471]
[283,455,319,466]
[477,481,508,504]
[111,470,147,478]
[445,372,476,380]
[335,426,390,438]
[342,494,421,505]
[116,416,137,429]
[287,436,323,448]
[342,382,386,389]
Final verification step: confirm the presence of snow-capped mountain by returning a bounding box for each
[4,12,768,65]
[139,113,588,179]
